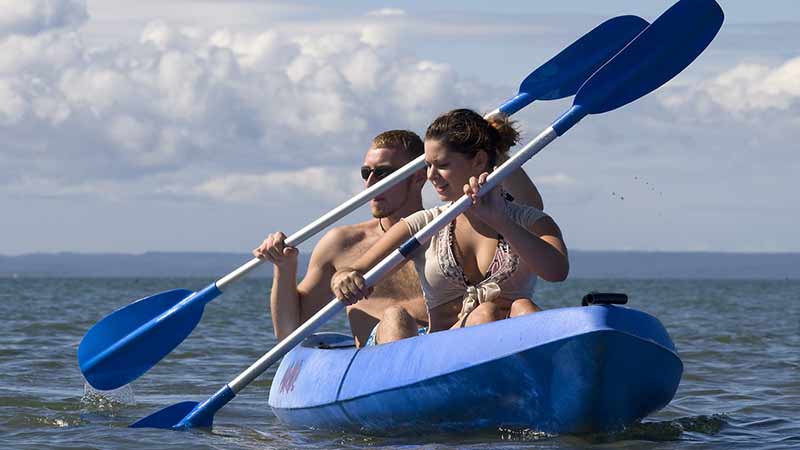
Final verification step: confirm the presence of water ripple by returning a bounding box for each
[1,278,798,449]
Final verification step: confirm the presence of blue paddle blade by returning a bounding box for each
[577,0,724,114]
[499,15,649,116]
[522,15,648,101]
[132,385,235,429]
[130,402,202,429]
[78,287,210,390]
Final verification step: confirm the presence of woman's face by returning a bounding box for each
[424,139,486,201]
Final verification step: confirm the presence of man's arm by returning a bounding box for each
[269,228,344,340]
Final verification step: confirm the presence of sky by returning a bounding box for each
[1,0,798,255]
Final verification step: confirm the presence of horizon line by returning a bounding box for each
[3,249,800,257]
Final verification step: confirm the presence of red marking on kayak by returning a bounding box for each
[279,360,303,393]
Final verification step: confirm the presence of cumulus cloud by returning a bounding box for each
[366,9,406,18]
[0,6,494,203]
[194,166,362,204]
[659,56,800,115]
[0,79,26,123]
[0,0,88,36]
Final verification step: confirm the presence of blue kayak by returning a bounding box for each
[268,302,682,434]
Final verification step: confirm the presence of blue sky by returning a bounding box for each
[1,0,798,255]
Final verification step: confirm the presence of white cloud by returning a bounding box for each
[0,11,489,197]
[366,9,406,18]
[9,1,798,254]
[0,31,83,74]
[391,61,463,124]
[0,79,26,123]
[660,56,800,115]
[194,166,361,204]
[0,0,88,36]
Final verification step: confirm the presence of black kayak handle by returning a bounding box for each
[582,292,629,306]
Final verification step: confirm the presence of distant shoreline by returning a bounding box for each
[2,251,799,280]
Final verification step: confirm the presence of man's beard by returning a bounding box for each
[371,202,392,219]
[370,181,410,219]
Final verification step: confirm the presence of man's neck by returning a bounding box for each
[380,198,424,229]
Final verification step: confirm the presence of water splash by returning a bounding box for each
[583,414,728,443]
[498,427,554,441]
[80,382,135,415]
[674,414,728,434]
[29,415,86,427]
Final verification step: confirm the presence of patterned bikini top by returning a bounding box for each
[402,202,549,311]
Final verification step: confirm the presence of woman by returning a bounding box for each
[332,109,569,345]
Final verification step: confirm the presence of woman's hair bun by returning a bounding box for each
[486,114,520,155]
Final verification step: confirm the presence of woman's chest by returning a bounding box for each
[452,225,499,284]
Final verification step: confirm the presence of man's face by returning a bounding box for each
[362,146,414,218]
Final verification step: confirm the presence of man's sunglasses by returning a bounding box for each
[360,165,398,181]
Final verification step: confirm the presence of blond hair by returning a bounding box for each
[371,130,424,160]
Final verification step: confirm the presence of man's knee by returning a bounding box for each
[381,305,414,324]
[376,305,418,344]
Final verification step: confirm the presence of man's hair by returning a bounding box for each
[371,130,424,160]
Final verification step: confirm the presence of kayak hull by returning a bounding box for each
[268,305,682,434]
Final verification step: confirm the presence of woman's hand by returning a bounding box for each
[253,232,299,268]
[331,269,373,305]
[463,171,508,227]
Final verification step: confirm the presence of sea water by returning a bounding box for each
[0,277,798,449]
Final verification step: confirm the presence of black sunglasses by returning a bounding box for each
[360,165,398,181]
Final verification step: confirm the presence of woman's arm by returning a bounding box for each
[330,220,413,303]
[496,152,544,210]
[493,216,569,282]
[465,173,568,282]
[501,167,544,210]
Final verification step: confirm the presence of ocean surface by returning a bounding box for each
[1,277,798,449]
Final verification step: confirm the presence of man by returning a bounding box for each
[254,130,429,347]
[255,128,544,347]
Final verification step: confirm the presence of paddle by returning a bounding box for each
[130,0,724,430]
[78,15,649,392]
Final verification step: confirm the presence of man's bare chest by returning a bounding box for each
[334,233,421,300]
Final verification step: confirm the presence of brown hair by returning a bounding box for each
[424,109,520,168]
[371,130,424,161]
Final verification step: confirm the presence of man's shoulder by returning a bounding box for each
[317,220,376,252]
